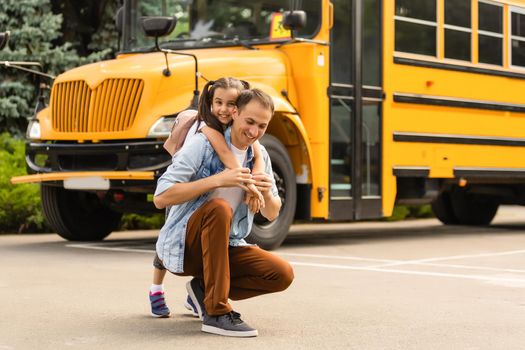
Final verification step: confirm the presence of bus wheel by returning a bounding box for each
[248,135,296,250]
[41,185,122,241]
[449,187,499,225]
[431,191,459,225]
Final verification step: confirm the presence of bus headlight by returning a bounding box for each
[27,119,41,140]
[147,116,176,138]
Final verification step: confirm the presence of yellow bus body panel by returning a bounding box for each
[383,0,525,216]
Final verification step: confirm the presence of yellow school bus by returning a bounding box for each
[10,0,525,248]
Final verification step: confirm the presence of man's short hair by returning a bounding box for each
[236,88,275,115]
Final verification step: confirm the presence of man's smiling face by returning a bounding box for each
[231,100,272,150]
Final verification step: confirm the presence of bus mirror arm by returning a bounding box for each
[1,61,53,117]
[0,61,55,80]
[160,47,200,109]
[142,16,200,108]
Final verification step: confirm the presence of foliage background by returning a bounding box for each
[0,0,164,233]
[0,0,117,135]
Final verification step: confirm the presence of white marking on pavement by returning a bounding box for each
[276,252,397,263]
[289,261,525,284]
[66,243,153,254]
[279,252,525,274]
[404,262,525,274]
[66,243,525,284]
[369,249,525,268]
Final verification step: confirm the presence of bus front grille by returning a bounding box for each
[51,79,144,133]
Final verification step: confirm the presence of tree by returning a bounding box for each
[0,0,112,135]
[50,0,119,56]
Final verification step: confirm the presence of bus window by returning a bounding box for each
[478,1,503,66]
[444,0,471,61]
[363,0,381,86]
[395,0,437,57]
[361,103,380,197]
[330,0,352,84]
[511,8,525,68]
[330,98,352,198]
[124,0,321,52]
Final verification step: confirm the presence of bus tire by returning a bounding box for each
[248,135,296,250]
[449,187,499,226]
[431,191,459,225]
[41,185,122,241]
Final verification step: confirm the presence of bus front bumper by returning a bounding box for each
[11,171,155,191]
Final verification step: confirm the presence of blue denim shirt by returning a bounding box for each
[154,128,279,273]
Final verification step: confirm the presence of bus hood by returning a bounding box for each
[45,47,292,140]
[55,47,289,92]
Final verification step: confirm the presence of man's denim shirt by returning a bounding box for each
[154,128,278,273]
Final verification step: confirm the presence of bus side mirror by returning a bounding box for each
[282,11,307,31]
[0,31,10,51]
[140,17,178,77]
[141,16,177,38]
[115,7,124,35]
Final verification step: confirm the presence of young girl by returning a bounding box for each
[149,77,267,318]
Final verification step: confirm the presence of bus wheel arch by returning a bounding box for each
[248,134,297,250]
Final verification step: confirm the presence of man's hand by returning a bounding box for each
[215,167,255,191]
[250,171,281,221]
[252,172,273,195]
[245,188,265,214]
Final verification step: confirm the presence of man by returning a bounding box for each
[153,89,294,337]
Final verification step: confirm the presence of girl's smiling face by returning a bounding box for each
[211,87,239,125]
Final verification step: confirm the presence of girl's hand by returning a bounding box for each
[246,183,265,206]
[216,167,254,190]
[245,193,264,213]
[252,172,273,195]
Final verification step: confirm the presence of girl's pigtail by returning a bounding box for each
[240,80,251,89]
[197,80,223,134]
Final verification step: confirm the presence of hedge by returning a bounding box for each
[0,133,163,234]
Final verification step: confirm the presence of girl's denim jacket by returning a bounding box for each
[154,128,278,273]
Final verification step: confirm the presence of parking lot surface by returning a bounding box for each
[2,206,525,349]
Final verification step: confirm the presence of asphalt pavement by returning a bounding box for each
[2,206,525,349]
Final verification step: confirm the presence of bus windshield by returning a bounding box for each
[123,0,322,52]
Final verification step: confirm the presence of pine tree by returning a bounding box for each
[0,0,112,135]
[51,0,118,57]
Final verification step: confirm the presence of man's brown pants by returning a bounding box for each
[175,198,294,316]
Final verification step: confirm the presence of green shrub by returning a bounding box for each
[120,213,164,230]
[385,204,435,221]
[0,133,50,233]
[0,133,164,234]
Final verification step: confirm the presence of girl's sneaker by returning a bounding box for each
[149,291,171,318]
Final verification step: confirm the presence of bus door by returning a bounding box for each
[329,0,383,220]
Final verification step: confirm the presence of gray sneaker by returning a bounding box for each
[202,311,258,337]
[186,278,205,320]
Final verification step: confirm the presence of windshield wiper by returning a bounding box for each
[231,38,257,50]
[159,36,257,50]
